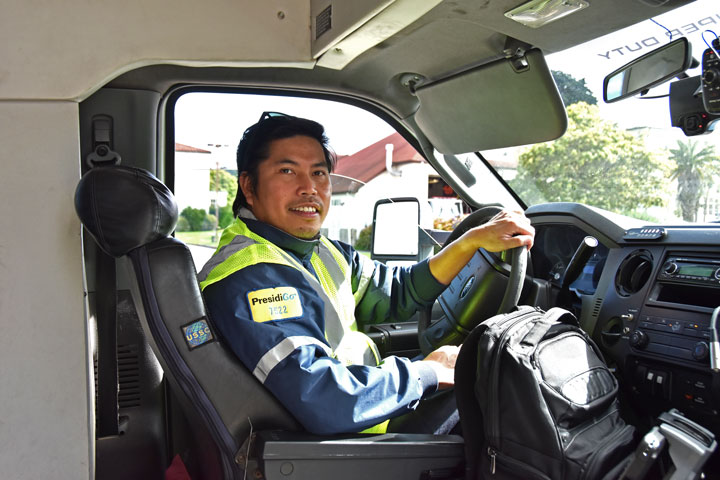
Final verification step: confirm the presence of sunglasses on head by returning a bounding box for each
[258,111,294,122]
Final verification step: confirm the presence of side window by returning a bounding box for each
[173,92,469,269]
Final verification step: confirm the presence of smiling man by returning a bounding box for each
[198,113,534,435]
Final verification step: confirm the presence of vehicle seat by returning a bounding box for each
[74,165,464,480]
[75,165,303,479]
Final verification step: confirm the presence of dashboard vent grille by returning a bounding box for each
[592,297,603,318]
[615,250,654,296]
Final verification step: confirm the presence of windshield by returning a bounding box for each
[481,0,720,224]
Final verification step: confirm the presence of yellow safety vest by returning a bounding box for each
[198,218,381,367]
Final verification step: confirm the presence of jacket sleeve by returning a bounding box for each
[332,241,448,327]
[202,263,439,435]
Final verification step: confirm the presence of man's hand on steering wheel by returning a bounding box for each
[418,208,535,355]
[467,209,535,252]
[428,209,535,285]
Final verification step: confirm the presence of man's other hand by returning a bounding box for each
[421,345,460,390]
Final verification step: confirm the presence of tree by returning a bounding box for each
[669,140,718,222]
[510,102,668,214]
[354,225,373,251]
[210,169,238,203]
[210,203,235,229]
[209,168,238,228]
[180,206,213,231]
[552,71,597,106]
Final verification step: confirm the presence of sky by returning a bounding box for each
[547,0,720,134]
[174,0,720,168]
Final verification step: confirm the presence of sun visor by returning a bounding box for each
[414,49,567,154]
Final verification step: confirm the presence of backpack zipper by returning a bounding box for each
[487,447,554,479]
[487,307,540,470]
[488,447,496,474]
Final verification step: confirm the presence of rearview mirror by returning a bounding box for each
[371,198,420,262]
[603,37,692,103]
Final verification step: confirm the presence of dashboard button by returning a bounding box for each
[692,342,710,361]
[630,330,649,349]
[663,261,678,274]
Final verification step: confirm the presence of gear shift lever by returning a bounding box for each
[561,236,598,290]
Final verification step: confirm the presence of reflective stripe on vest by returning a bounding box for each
[198,218,381,367]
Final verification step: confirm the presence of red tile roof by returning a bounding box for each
[333,133,425,189]
[175,143,211,153]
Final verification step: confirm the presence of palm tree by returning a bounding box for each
[669,140,718,222]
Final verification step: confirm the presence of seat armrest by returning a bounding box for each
[250,430,464,480]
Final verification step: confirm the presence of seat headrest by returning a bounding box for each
[74,166,178,257]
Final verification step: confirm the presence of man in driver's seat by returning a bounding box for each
[198,114,534,435]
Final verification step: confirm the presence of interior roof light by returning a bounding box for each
[505,0,589,29]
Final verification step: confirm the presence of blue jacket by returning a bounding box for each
[201,214,446,434]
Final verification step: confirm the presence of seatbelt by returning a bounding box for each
[87,114,123,437]
[95,249,119,437]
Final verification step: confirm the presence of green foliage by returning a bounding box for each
[180,206,216,231]
[510,102,668,214]
[669,140,719,222]
[201,213,218,231]
[552,70,597,106]
[218,205,234,228]
[210,168,238,203]
[208,203,235,229]
[354,225,373,251]
[208,168,238,228]
[175,216,191,232]
[181,207,206,231]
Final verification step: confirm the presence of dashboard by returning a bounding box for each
[526,203,720,459]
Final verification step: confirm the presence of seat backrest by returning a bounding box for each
[75,165,301,479]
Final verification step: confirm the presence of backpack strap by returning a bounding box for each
[520,308,577,348]
[455,323,488,480]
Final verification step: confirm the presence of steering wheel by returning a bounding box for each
[418,206,528,355]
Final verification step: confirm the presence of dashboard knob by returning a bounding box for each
[704,68,719,84]
[714,267,720,280]
[693,342,710,362]
[662,261,678,275]
[629,330,649,349]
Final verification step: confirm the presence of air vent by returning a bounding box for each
[118,344,141,408]
[615,250,654,296]
[591,297,603,318]
[93,343,142,412]
[315,5,332,40]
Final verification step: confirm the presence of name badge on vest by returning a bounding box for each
[247,287,303,323]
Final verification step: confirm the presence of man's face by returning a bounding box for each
[239,135,331,239]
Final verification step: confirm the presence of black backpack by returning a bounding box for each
[456,306,637,480]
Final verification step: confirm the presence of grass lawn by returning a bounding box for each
[176,230,220,248]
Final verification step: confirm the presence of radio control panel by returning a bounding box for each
[658,256,720,286]
[626,253,720,368]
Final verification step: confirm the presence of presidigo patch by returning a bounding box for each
[181,318,215,350]
[247,286,303,323]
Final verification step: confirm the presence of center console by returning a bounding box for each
[623,251,720,420]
